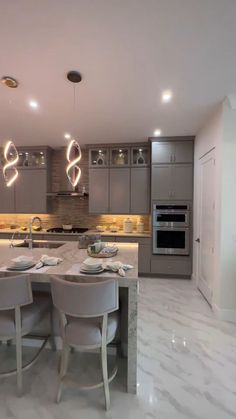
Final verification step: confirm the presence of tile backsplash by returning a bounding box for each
[0,148,151,231]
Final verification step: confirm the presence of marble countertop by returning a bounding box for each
[0,240,139,287]
[0,228,151,238]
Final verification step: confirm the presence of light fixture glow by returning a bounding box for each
[66,139,82,188]
[2,140,19,187]
[64,133,71,140]
[29,100,39,109]
[153,129,162,137]
[162,90,173,103]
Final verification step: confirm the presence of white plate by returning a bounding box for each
[7,263,35,271]
[80,266,103,272]
[80,267,104,275]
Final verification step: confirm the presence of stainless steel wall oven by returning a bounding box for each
[152,204,190,255]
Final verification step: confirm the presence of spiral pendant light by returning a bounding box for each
[65,71,82,189]
[2,140,19,187]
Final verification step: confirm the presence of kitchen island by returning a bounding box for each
[0,240,138,394]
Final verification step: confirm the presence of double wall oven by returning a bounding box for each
[152,203,190,255]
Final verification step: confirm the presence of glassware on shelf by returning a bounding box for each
[111,148,129,165]
[132,147,149,166]
[90,149,108,166]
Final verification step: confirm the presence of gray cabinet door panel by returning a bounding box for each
[0,173,15,213]
[174,141,193,163]
[89,168,109,213]
[139,245,151,273]
[131,167,150,214]
[151,165,172,200]
[15,169,47,213]
[172,165,193,200]
[109,168,130,213]
[152,142,172,164]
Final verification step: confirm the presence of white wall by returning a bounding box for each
[218,102,236,312]
[193,100,236,321]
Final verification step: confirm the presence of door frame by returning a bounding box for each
[196,148,216,305]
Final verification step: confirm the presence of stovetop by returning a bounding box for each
[46,227,89,234]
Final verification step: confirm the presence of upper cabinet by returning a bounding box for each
[0,146,52,214]
[110,148,129,166]
[0,172,15,213]
[131,146,150,166]
[152,138,193,164]
[88,144,151,214]
[151,138,194,201]
[17,148,47,168]
[89,148,109,167]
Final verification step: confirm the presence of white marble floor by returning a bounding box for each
[1,277,236,419]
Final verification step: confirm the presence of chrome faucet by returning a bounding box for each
[9,230,19,248]
[28,217,42,249]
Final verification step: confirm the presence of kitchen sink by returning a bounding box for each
[15,241,65,249]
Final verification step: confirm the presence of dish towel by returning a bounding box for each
[35,254,63,269]
[103,261,133,277]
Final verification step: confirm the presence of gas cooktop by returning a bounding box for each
[46,227,89,234]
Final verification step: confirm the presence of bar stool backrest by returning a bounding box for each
[0,275,33,310]
[51,276,119,318]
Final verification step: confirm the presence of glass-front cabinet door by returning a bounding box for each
[131,146,149,166]
[17,148,48,167]
[110,148,129,166]
[89,149,109,167]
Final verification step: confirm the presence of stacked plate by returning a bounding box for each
[7,256,35,271]
[80,257,104,274]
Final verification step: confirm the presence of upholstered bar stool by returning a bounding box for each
[0,274,52,395]
[50,276,119,410]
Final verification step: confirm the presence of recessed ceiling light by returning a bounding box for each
[29,100,39,109]
[64,133,71,140]
[153,129,162,137]
[162,90,173,103]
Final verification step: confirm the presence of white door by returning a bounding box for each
[197,149,215,305]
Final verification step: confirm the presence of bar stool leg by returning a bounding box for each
[56,341,70,403]
[101,314,110,410]
[15,307,23,396]
[50,310,57,351]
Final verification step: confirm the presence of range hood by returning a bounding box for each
[47,148,88,197]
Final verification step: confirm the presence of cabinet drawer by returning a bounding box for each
[116,237,138,243]
[151,256,192,276]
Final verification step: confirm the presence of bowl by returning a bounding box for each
[62,224,73,231]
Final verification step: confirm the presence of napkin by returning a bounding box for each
[35,254,63,269]
[103,261,133,277]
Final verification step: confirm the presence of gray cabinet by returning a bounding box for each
[15,169,48,213]
[0,173,15,213]
[88,144,151,215]
[152,164,192,200]
[152,139,193,164]
[172,164,192,200]
[89,168,109,213]
[174,141,193,163]
[151,165,172,200]
[131,167,150,214]
[152,142,173,164]
[110,168,130,213]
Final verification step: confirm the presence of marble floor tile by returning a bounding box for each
[0,277,236,419]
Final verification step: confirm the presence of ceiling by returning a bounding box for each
[0,0,236,147]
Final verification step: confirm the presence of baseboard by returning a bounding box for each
[212,303,236,324]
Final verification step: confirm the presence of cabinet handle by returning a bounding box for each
[170,155,173,163]
[174,155,176,162]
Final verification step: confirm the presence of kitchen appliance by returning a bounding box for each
[123,218,133,233]
[137,218,144,233]
[152,203,190,255]
[47,227,88,234]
